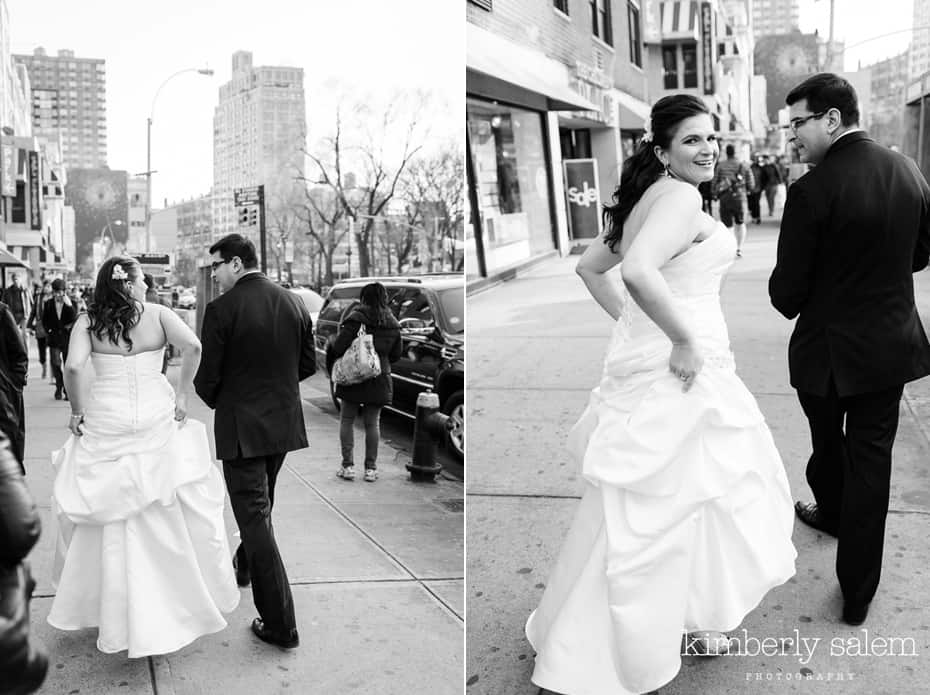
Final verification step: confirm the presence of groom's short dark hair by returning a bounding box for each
[209,234,258,269]
[786,72,860,127]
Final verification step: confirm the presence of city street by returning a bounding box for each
[466,217,930,694]
[21,362,463,694]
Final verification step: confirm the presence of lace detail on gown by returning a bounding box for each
[47,348,240,657]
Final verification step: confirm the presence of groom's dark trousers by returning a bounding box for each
[770,131,930,609]
[195,271,316,635]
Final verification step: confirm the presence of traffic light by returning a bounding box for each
[238,205,258,227]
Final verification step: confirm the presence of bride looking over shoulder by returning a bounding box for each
[47,256,239,658]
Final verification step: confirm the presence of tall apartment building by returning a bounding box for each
[13,47,107,169]
[869,50,908,147]
[911,0,930,81]
[212,50,306,254]
[751,0,800,39]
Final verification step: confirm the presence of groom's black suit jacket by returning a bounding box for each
[194,272,316,461]
[769,131,930,397]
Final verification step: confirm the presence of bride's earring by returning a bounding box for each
[663,161,670,177]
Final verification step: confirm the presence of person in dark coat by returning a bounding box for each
[42,279,77,401]
[194,233,315,650]
[2,273,32,347]
[26,282,52,380]
[331,283,402,482]
[0,302,28,473]
[769,73,930,627]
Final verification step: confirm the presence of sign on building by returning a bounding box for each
[28,151,42,230]
[0,145,15,197]
[700,2,715,95]
[563,159,601,240]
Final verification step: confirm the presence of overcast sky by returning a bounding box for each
[8,0,463,207]
[799,0,915,70]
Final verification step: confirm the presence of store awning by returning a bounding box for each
[615,90,652,129]
[659,0,701,41]
[467,23,599,112]
[0,248,29,268]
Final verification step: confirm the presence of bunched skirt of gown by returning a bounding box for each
[525,362,797,695]
[47,417,241,658]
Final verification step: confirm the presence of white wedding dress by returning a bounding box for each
[48,347,240,657]
[526,217,797,694]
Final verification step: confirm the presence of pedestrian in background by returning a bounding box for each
[331,282,402,482]
[761,154,784,217]
[748,153,764,224]
[770,72,930,627]
[27,281,53,380]
[0,300,28,473]
[712,144,754,257]
[3,273,32,348]
[43,279,77,401]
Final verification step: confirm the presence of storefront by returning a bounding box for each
[466,23,598,287]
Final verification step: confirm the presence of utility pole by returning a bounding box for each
[258,184,267,275]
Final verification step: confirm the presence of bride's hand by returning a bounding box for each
[669,341,704,392]
[68,413,84,437]
[174,392,189,425]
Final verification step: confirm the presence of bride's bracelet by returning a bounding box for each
[69,412,84,421]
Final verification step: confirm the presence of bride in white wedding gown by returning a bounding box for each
[47,256,240,657]
[525,96,797,695]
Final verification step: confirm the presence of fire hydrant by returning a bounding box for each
[406,391,451,481]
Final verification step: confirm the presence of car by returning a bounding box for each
[288,287,325,327]
[177,291,196,309]
[314,274,464,460]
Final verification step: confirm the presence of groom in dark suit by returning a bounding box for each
[194,234,315,648]
[770,73,930,626]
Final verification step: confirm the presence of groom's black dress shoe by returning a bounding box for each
[794,501,838,538]
[842,602,870,626]
[232,556,250,587]
[251,618,299,648]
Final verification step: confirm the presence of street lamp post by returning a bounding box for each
[145,67,214,254]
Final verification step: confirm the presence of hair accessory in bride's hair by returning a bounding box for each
[111,264,128,281]
[642,116,654,144]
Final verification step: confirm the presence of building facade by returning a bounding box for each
[866,51,908,148]
[911,0,930,82]
[212,50,306,261]
[13,47,107,170]
[174,194,213,286]
[750,0,799,40]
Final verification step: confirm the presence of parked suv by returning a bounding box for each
[314,274,464,459]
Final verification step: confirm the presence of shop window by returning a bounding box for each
[662,45,678,89]
[591,0,613,46]
[469,0,492,10]
[560,129,592,159]
[554,0,569,13]
[628,2,642,67]
[682,42,698,88]
[11,182,26,224]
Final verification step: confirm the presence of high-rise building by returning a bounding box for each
[212,50,306,253]
[13,47,107,169]
[751,0,800,40]
[911,0,930,81]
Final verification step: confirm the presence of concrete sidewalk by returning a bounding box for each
[21,365,463,695]
[466,219,930,694]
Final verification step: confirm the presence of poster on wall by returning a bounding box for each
[563,159,601,240]
[64,168,130,276]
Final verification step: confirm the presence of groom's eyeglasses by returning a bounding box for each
[210,259,232,272]
[782,111,827,132]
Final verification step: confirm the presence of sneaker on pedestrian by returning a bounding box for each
[337,465,356,481]
[364,468,378,482]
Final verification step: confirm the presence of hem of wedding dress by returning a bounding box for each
[530,659,681,695]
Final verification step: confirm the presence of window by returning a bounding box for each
[662,45,678,89]
[468,0,492,9]
[554,0,569,13]
[682,42,698,88]
[628,2,642,67]
[590,0,612,45]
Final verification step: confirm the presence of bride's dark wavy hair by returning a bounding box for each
[87,256,144,351]
[602,94,711,251]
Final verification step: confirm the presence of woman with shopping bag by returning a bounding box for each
[330,282,402,482]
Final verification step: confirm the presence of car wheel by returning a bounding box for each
[329,377,341,412]
[442,389,464,460]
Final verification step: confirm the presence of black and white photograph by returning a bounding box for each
[466,0,930,693]
[0,1,463,693]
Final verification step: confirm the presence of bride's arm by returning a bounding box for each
[158,307,201,418]
[63,314,92,433]
[576,236,625,321]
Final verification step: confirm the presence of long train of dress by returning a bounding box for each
[47,348,240,657]
[526,220,797,695]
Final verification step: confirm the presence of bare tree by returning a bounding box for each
[302,90,431,276]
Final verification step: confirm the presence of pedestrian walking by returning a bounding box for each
[761,154,784,217]
[0,300,28,474]
[748,153,764,224]
[3,273,32,348]
[526,94,796,695]
[769,73,930,627]
[331,282,402,483]
[42,279,77,401]
[27,282,52,380]
[194,233,316,650]
[712,144,754,257]
[47,256,239,656]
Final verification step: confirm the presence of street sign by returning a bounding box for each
[234,186,262,206]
